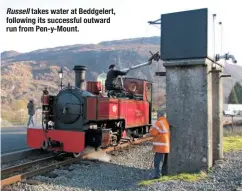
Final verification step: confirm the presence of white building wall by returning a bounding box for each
[223,104,242,115]
[228,104,242,111]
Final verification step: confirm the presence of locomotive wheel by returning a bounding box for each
[116,120,125,143]
[72,152,82,158]
[117,128,122,143]
[41,140,48,150]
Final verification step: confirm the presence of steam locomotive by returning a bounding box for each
[27,52,160,157]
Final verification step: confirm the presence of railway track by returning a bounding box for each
[1,149,47,165]
[1,136,152,188]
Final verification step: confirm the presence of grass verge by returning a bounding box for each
[223,136,242,152]
[138,135,242,186]
[138,171,207,186]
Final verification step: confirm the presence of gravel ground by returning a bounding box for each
[3,142,242,191]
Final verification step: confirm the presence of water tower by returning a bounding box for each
[149,8,230,175]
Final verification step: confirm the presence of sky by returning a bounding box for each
[0,0,241,65]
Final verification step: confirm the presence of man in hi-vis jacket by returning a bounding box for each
[147,112,171,179]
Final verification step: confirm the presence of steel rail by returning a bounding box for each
[1,156,56,176]
[1,149,44,165]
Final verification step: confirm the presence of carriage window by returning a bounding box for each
[145,83,152,102]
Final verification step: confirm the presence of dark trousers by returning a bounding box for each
[27,115,35,127]
[154,152,168,177]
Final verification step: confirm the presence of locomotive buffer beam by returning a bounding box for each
[48,141,64,152]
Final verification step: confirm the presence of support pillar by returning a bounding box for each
[212,68,224,163]
[163,59,213,174]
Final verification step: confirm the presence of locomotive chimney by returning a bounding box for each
[73,65,87,90]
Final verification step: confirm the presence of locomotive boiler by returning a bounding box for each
[27,52,160,157]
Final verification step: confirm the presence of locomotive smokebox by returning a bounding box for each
[73,65,87,90]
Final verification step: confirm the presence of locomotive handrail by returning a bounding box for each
[60,85,79,91]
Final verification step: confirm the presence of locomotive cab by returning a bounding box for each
[123,77,152,102]
[86,74,152,102]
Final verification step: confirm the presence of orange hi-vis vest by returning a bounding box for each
[149,116,170,153]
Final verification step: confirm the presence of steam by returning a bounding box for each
[82,146,111,162]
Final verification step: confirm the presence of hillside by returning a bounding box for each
[1,36,242,125]
[1,50,22,59]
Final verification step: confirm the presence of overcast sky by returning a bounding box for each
[0,0,241,65]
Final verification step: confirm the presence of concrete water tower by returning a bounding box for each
[148,8,234,175]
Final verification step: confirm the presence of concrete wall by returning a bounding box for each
[164,59,213,174]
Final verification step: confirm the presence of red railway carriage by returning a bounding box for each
[27,65,153,157]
